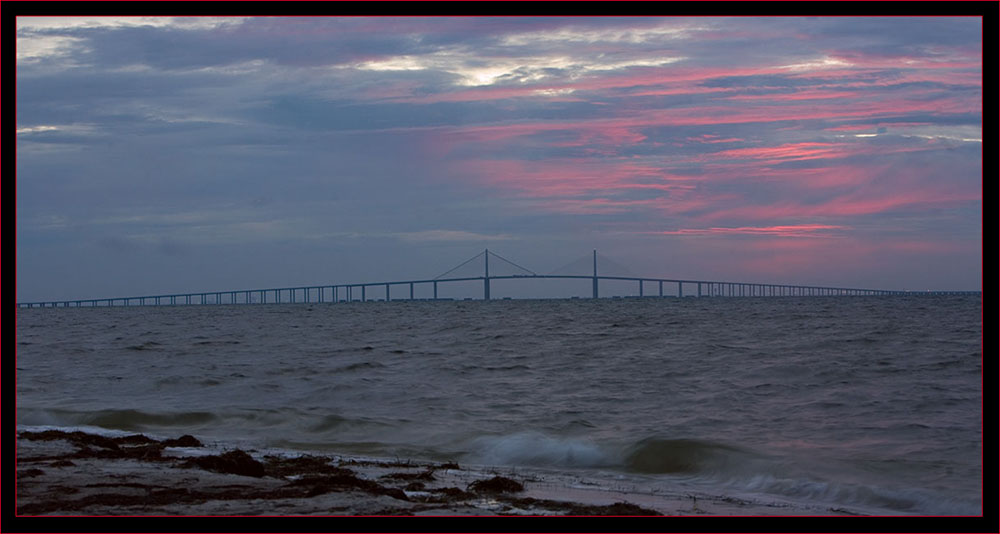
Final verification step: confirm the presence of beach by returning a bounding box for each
[15,428,866,516]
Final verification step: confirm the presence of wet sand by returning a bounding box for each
[15,429,861,517]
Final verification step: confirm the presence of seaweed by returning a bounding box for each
[183,450,266,478]
[468,476,524,494]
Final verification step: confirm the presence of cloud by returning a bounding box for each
[656,224,848,238]
[16,16,248,32]
[15,34,89,63]
[15,16,982,300]
[390,230,516,243]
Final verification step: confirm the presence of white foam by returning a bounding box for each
[467,432,613,468]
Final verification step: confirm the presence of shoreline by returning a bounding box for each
[15,428,867,516]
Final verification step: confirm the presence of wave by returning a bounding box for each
[18,407,218,431]
[465,432,753,473]
[18,406,397,444]
[726,472,981,515]
[462,431,980,515]
[623,437,753,474]
[466,432,613,468]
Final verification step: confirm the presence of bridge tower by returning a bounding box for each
[484,248,491,300]
[592,249,599,299]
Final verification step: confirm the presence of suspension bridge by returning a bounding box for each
[15,249,979,308]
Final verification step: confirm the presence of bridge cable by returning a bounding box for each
[486,250,537,276]
[546,253,593,276]
[433,250,486,280]
[595,252,639,278]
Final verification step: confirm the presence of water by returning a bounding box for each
[15,296,982,515]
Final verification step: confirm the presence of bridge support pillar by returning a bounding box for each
[592,250,599,299]
[639,280,643,297]
[433,281,438,300]
[659,280,663,297]
[410,282,414,300]
[386,283,390,301]
[484,249,491,300]
[678,282,683,298]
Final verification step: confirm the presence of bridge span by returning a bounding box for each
[16,249,980,308]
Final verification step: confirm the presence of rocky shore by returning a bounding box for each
[14,429,858,516]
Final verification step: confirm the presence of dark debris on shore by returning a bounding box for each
[16,429,662,516]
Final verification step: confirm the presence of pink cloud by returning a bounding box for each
[826,49,980,71]
[522,197,664,215]
[626,87,732,98]
[657,224,847,238]
[450,158,726,217]
[690,141,939,173]
[824,122,933,132]
[429,93,974,155]
[685,134,745,144]
[702,142,842,163]
[724,90,861,102]
[697,187,979,223]
[548,127,648,148]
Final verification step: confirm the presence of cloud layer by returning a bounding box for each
[16,16,982,300]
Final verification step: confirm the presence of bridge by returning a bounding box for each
[15,249,980,308]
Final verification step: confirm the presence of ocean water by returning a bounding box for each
[15,295,982,515]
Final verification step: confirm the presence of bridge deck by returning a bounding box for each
[15,273,980,308]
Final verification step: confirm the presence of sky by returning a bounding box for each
[15,16,983,302]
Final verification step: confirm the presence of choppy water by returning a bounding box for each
[15,296,982,515]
